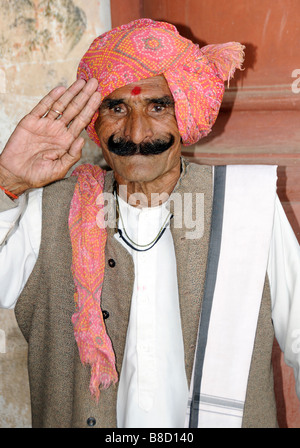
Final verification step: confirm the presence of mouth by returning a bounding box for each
[107,134,175,157]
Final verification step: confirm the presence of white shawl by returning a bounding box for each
[186,165,277,428]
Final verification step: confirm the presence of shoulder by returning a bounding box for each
[188,161,212,177]
[179,158,213,194]
[43,175,77,205]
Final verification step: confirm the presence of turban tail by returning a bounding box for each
[77,19,244,146]
[69,164,117,401]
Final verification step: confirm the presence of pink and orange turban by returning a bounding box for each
[77,19,244,146]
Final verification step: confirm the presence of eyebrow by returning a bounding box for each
[101,95,175,110]
[100,98,125,109]
[146,95,174,106]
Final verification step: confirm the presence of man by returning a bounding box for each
[0,19,300,428]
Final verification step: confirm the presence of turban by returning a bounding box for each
[77,19,244,146]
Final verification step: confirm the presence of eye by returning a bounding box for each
[154,104,164,112]
[111,105,125,114]
[151,104,166,113]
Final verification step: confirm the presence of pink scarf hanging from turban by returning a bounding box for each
[68,164,117,401]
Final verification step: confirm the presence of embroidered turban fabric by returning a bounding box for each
[77,18,244,146]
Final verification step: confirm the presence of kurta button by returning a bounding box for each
[87,417,96,427]
[102,310,109,320]
[108,258,116,267]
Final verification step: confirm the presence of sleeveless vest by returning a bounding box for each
[15,163,278,427]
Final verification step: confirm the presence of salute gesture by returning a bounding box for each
[0,78,101,197]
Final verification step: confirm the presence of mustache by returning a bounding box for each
[107,134,175,156]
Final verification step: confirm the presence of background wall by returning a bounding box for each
[0,0,112,428]
[110,0,300,428]
[110,0,300,235]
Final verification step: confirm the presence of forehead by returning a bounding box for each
[104,75,172,100]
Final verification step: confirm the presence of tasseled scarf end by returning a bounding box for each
[201,42,245,86]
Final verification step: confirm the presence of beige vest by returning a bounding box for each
[15,161,278,428]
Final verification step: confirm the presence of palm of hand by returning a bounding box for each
[0,78,101,194]
[2,114,77,187]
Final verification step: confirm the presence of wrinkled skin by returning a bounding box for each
[95,75,182,206]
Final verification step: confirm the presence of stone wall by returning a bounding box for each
[0,0,111,428]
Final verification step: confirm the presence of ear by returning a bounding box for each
[94,112,100,132]
[201,42,245,85]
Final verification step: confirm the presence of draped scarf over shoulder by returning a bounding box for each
[68,164,117,401]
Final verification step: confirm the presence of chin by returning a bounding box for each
[120,160,161,182]
[103,141,182,183]
[112,155,162,182]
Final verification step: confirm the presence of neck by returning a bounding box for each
[114,161,181,208]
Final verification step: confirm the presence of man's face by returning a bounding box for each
[94,75,182,184]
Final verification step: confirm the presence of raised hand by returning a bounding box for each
[0,78,102,196]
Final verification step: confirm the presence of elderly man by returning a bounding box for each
[0,19,300,429]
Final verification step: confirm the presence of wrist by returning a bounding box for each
[0,185,18,199]
[0,162,29,197]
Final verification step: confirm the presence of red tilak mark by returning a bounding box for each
[131,86,141,96]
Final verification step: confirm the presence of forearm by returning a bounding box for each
[0,188,42,308]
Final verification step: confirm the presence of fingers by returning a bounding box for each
[67,90,102,138]
[29,77,102,144]
[68,136,85,160]
[46,78,98,122]
[30,85,68,118]
[56,137,85,175]
[29,78,98,121]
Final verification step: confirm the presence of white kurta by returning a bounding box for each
[1,175,300,425]
[115,195,188,427]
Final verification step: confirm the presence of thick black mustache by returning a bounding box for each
[107,134,175,156]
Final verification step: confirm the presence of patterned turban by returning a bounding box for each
[77,19,244,146]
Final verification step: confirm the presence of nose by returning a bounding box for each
[123,109,154,144]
